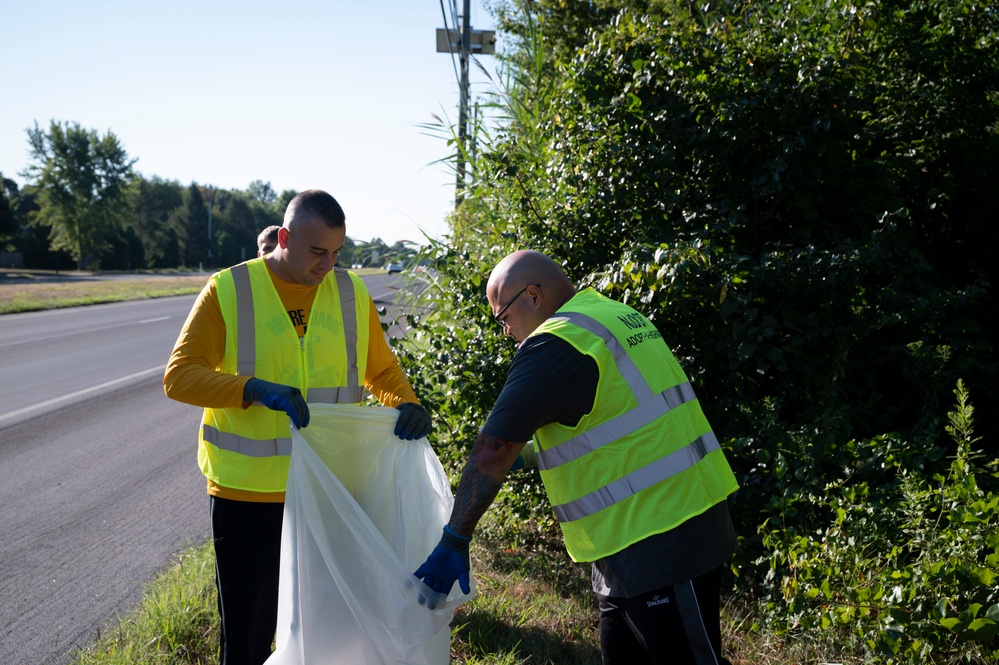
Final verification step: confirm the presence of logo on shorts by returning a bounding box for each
[646,595,670,608]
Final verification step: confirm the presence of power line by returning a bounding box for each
[438,0,460,88]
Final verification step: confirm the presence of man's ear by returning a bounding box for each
[277,227,290,249]
[528,283,543,311]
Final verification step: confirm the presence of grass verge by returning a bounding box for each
[70,541,219,664]
[0,274,211,314]
[0,267,387,314]
[67,532,602,665]
[65,526,843,665]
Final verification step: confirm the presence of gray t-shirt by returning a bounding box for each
[482,333,737,598]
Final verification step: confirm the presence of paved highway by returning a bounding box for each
[0,271,414,664]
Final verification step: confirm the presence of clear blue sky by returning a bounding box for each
[0,0,498,245]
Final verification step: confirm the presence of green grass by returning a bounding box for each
[67,530,602,665]
[0,267,386,314]
[0,273,211,314]
[452,536,601,664]
[64,522,849,665]
[70,541,219,664]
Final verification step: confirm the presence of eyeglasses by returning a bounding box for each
[494,284,540,329]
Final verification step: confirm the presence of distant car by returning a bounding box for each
[386,263,403,274]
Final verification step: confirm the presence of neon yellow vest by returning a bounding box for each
[198,259,371,493]
[532,288,739,562]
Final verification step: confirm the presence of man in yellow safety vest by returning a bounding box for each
[165,189,431,665]
[414,250,738,665]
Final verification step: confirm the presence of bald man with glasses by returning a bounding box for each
[415,250,739,665]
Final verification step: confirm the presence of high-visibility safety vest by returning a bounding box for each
[198,259,372,493]
[531,288,739,562]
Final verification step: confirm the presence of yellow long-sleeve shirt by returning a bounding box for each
[164,263,419,502]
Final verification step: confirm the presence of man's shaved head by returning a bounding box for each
[486,251,577,341]
[283,189,346,229]
[487,250,573,298]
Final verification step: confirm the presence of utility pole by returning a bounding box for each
[456,0,471,205]
[437,0,495,207]
[206,185,214,264]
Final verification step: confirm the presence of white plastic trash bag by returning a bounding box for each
[265,404,475,665]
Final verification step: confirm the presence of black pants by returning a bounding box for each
[211,496,284,665]
[598,566,732,665]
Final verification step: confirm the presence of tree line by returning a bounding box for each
[398,0,999,661]
[0,120,419,272]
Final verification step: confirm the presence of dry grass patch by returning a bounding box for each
[0,274,210,314]
[447,542,601,664]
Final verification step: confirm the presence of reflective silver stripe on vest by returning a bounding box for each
[308,386,364,404]
[552,431,720,523]
[333,269,360,392]
[230,263,256,376]
[229,265,361,389]
[537,381,699,471]
[203,424,292,457]
[549,312,654,403]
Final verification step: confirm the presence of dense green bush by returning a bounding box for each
[757,382,999,663]
[398,0,999,659]
[506,0,997,446]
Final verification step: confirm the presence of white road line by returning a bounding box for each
[0,365,165,424]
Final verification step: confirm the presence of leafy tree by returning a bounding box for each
[0,183,71,269]
[246,179,277,207]
[351,238,388,267]
[102,224,146,270]
[131,176,184,268]
[21,120,137,269]
[0,175,21,251]
[159,226,181,270]
[214,186,286,266]
[275,189,297,217]
[173,184,209,268]
[337,235,357,268]
[348,237,421,269]
[214,192,258,266]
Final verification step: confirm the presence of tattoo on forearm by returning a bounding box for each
[449,432,524,535]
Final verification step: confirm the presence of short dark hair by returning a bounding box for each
[284,189,346,228]
[257,225,280,250]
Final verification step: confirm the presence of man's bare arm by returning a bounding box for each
[448,431,527,536]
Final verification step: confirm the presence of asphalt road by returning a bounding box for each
[0,271,417,665]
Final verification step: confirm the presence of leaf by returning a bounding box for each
[987,604,999,622]
[972,566,998,585]
[940,617,966,632]
[962,618,998,643]
[933,598,949,620]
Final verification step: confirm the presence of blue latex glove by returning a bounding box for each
[394,402,432,440]
[414,525,471,596]
[244,377,310,429]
